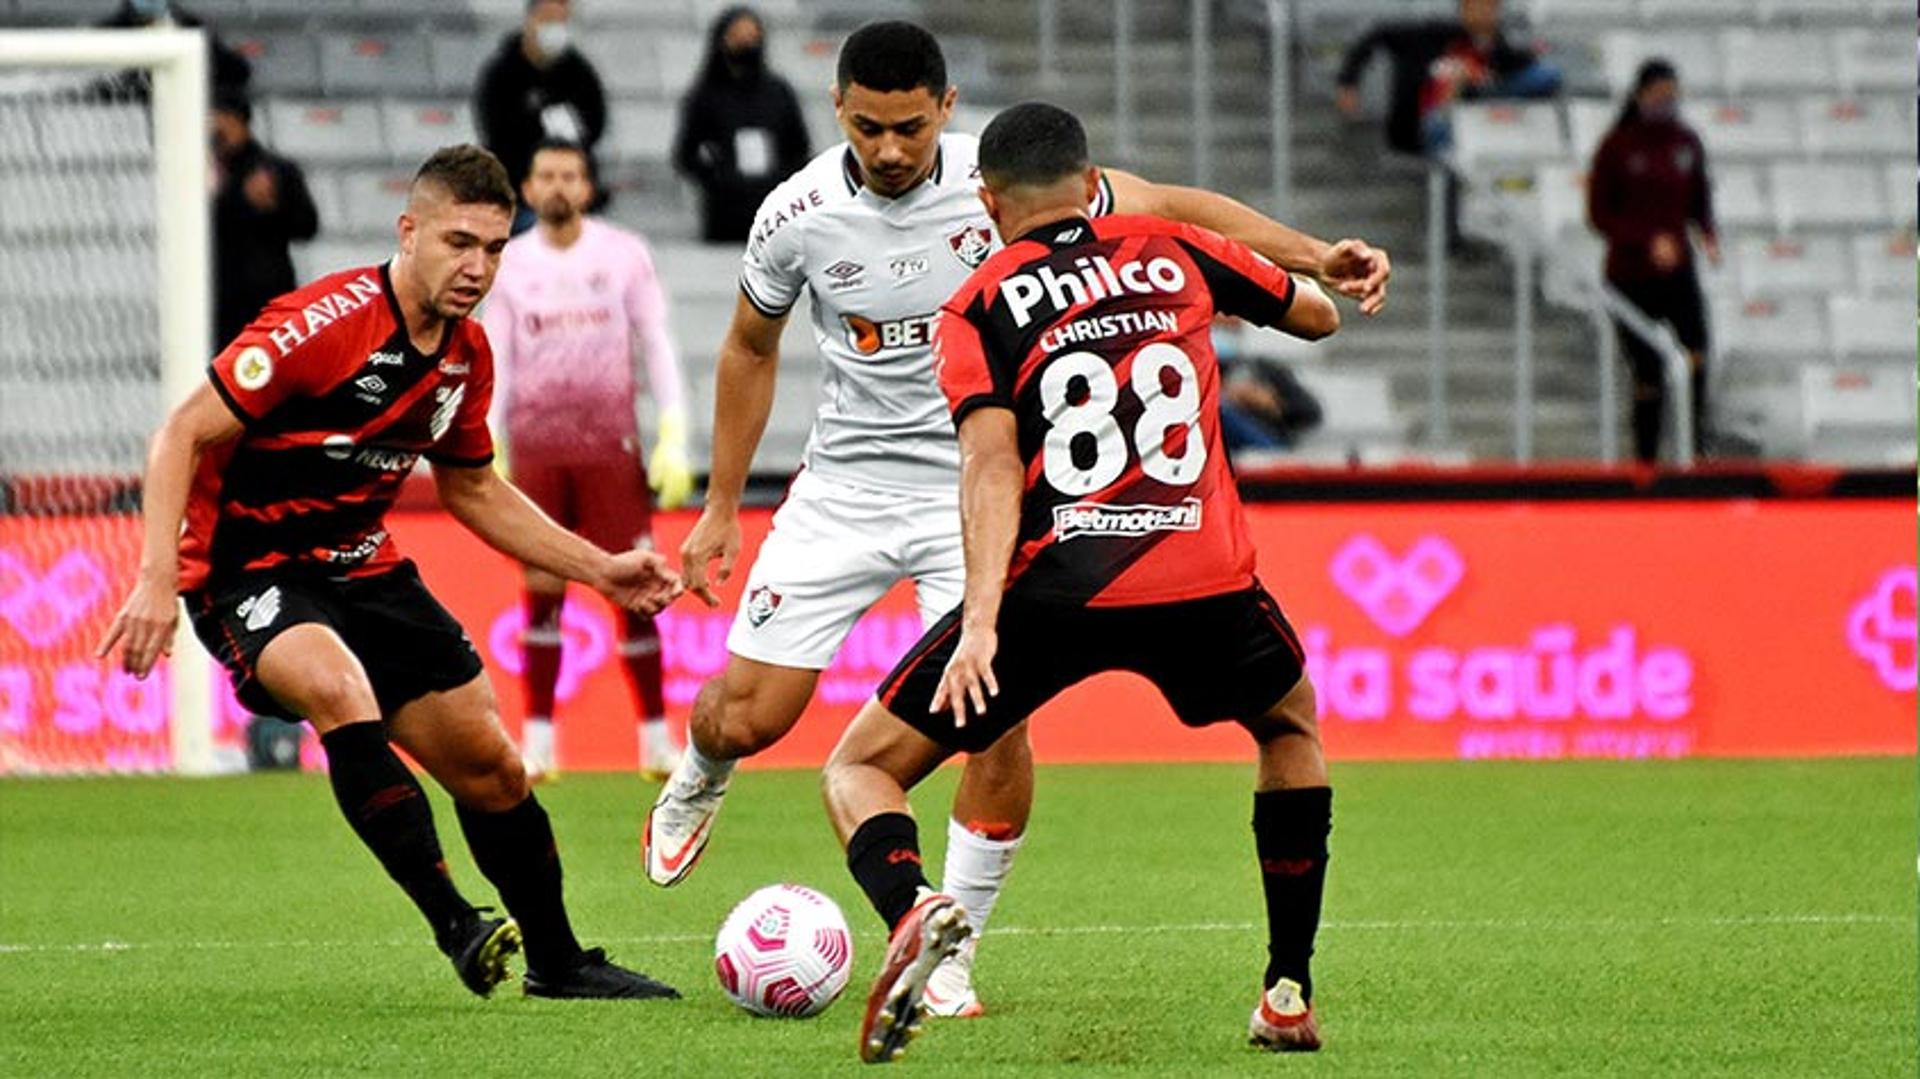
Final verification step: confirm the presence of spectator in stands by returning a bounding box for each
[210,90,319,346]
[672,6,812,244]
[1587,59,1720,464]
[95,0,251,101]
[1335,0,1560,158]
[476,0,607,233]
[1214,317,1324,455]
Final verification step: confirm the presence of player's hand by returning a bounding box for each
[648,406,695,511]
[680,505,741,608]
[595,548,684,614]
[1650,233,1683,273]
[1318,239,1391,316]
[930,627,999,730]
[95,574,178,679]
[243,167,279,213]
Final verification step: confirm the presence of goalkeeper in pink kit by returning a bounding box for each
[482,138,693,782]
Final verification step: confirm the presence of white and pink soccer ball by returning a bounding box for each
[713,883,854,1018]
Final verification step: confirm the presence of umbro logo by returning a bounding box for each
[356,375,387,395]
[236,586,282,632]
[823,260,868,292]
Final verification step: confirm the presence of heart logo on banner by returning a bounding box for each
[0,548,109,649]
[1328,535,1466,638]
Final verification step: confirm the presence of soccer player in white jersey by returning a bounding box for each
[483,139,694,784]
[646,21,1391,1018]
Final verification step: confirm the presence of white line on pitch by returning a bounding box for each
[0,912,1902,957]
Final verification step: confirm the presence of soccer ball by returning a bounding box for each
[713,883,854,1018]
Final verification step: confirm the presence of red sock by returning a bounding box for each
[522,593,564,722]
[620,611,666,721]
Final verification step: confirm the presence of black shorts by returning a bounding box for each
[877,583,1307,754]
[186,561,483,723]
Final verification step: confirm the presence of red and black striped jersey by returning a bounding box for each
[179,262,495,592]
[934,214,1297,607]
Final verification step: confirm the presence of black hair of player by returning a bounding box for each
[530,136,593,177]
[978,102,1089,190]
[413,144,516,211]
[835,21,947,96]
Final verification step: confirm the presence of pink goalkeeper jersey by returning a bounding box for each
[482,217,686,462]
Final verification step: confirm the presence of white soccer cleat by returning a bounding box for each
[521,720,557,785]
[642,754,728,887]
[922,936,984,1018]
[1247,977,1321,1052]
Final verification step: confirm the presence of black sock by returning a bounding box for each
[846,812,929,930]
[320,722,476,942]
[456,794,582,974]
[1253,786,1332,1000]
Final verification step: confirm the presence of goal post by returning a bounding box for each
[0,29,215,774]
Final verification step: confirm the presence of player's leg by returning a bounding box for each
[646,474,897,886]
[510,458,569,781]
[910,528,1030,1018]
[390,674,678,1001]
[574,453,681,780]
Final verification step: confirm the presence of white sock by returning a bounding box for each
[685,740,735,785]
[639,716,679,762]
[522,717,554,763]
[942,818,1024,938]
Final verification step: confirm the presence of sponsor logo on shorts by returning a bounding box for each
[321,530,388,566]
[842,313,937,356]
[233,347,273,391]
[236,586,282,632]
[745,585,783,628]
[947,225,992,269]
[1052,498,1202,541]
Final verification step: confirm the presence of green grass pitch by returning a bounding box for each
[2,758,1913,1077]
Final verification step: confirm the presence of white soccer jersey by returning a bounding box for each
[739,132,1116,492]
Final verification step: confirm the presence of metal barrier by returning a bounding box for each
[1598,283,1696,468]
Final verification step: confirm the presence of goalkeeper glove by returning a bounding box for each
[648,406,695,510]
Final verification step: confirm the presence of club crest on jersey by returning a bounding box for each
[842,313,937,356]
[429,384,465,441]
[745,585,783,628]
[947,225,992,269]
[234,347,273,391]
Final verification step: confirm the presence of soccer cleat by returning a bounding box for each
[922,936,985,1018]
[642,754,728,887]
[858,893,971,1063]
[439,911,521,998]
[524,947,682,1000]
[1247,978,1321,1052]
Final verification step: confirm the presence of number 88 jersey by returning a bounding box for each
[934,214,1299,608]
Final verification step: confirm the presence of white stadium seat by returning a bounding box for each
[583,34,665,96]
[1712,165,1770,231]
[651,32,705,97]
[1800,363,1916,463]
[380,100,476,162]
[605,100,679,165]
[1685,100,1798,160]
[332,170,414,236]
[266,100,386,165]
[1601,31,1724,97]
[1529,163,1591,239]
[1849,232,1917,296]
[429,32,502,96]
[1884,162,1917,228]
[1771,162,1890,230]
[1640,0,1752,24]
[1733,235,1850,297]
[292,238,392,283]
[319,33,436,96]
[1565,98,1614,165]
[302,171,345,237]
[1828,295,1913,362]
[1448,102,1567,175]
[1716,296,1830,360]
[1832,28,1917,94]
[1721,29,1835,93]
[1799,96,1913,159]
[229,33,322,96]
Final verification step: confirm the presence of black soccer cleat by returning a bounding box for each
[439,912,522,998]
[523,947,682,1000]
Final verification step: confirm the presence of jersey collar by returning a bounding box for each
[380,260,459,361]
[842,143,947,202]
[1013,213,1095,248]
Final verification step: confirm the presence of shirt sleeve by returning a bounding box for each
[935,299,1009,426]
[738,187,807,317]
[206,296,355,424]
[428,329,496,467]
[1172,222,1298,329]
[626,238,687,415]
[1088,168,1117,218]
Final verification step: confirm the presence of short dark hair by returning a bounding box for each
[530,136,591,173]
[212,88,251,124]
[412,144,515,210]
[978,102,1089,189]
[836,21,947,96]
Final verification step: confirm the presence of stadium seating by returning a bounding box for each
[1827,295,1913,363]
[1799,363,1916,463]
[1770,162,1890,230]
[1684,99,1801,160]
[1798,96,1912,158]
[1720,29,1836,93]
[380,99,476,161]
[1831,28,1916,93]
[1713,296,1831,362]
[1448,102,1568,176]
[1731,234,1850,297]
[266,99,385,165]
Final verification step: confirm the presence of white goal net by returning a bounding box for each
[0,29,226,775]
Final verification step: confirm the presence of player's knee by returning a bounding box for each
[1248,675,1322,746]
[695,675,791,759]
[297,669,379,731]
[462,740,529,811]
[966,724,1032,779]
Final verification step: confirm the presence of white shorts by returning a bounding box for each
[727,471,963,669]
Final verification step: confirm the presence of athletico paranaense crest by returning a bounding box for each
[947,225,992,269]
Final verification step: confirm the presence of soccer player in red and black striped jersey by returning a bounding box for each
[97,146,682,1002]
[823,104,1341,1062]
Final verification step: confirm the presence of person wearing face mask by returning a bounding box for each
[95,0,252,102]
[1588,59,1721,465]
[475,0,608,233]
[209,90,319,347]
[672,6,813,243]
[1334,0,1560,158]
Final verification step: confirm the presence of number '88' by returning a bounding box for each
[1037,342,1206,495]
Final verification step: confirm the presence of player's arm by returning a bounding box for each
[1179,223,1340,341]
[1102,167,1390,316]
[433,462,681,614]
[930,406,1022,729]
[680,292,787,606]
[96,383,244,677]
